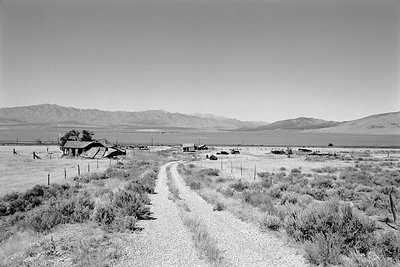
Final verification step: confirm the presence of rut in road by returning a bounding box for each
[169,163,307,267]
[116,162,209,267]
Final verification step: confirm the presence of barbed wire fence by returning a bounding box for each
[6,146,127,187]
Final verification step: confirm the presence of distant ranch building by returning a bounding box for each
[62,140,126,158]
[182,143,195,152]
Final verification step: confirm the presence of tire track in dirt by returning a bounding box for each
[116,162,209,267]
[170,163,307,267]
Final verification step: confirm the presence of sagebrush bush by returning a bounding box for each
[305,232,342,266]
[113,189,150,219]
[310,175,334,189]
[242,190,273,208]
[93,203,116,225]
[213,201,226,211]
[378,231,400,262]
[284,201,376,256]
[260,215,281,231]
[200,168,219,177]
[230,180,249,192]
[189,181,201,190]
[25,204,64,233]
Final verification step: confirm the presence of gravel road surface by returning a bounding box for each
[116,162,209,267]
[170,163,307,267]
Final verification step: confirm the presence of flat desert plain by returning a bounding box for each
[0,145,111,196]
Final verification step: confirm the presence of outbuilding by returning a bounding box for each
[182,143,195,152]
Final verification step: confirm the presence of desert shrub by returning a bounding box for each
[279,167,287,171]
[113,189,150,219]
[260,215,281,231]
[94,188,114,199]
[140,170,158,193]
[230,180,249,192]
[280,192,298,205]
[123,215,138,230]
[310,175,334,189]
[377,231,400,262]
[268,185,283,199]
[213,201,226,211]
[312,166,338,174]
[215,177,227,183]
[0,184,74,216]
[242,190,273,209]
[200,168,219,177]
[336,187,357,201]
[220,187,235,198]
[188,163,196,168]
[291,168,302,175]
[189,181,202,190]
[297,194,313,207]
[305,232,342,266]
[105,167,130,179]
[305,188,328,201]
[93,203,116,225]
[343,251,390,267]
[339,170,375,187]
[25,204,64,233]
[284,201,376,255]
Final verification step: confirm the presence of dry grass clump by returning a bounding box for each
[182,214,224,264]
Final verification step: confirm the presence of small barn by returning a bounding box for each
[62,141,97,157]
[62,140,126,158]
[182,143,195,152]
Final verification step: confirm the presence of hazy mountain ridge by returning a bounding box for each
[313,111,400,134]
[0,104,267,129]
[0,104,398,134]
[245,117,339,131]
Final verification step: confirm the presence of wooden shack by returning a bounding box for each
[182,143,195,152]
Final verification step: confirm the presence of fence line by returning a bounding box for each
[44,158,126,186]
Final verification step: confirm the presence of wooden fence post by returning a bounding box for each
[78,165,80,176]
[88,163,90,173]
[47,173,50,185]
[254,165,256,180]
[64,169,67,179]
[97,160,99,169]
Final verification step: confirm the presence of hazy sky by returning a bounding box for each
[0,0,399,122]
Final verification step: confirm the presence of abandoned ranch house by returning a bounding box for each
[182,143,208,152]
[62,140,126,158]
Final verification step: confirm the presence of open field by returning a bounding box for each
[180,146,400,265]
[0,145,112,196]
[197,146,400,181]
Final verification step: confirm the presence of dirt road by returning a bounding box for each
[169,163,307,267]
[119,162,307,266]
[116,162,209,266]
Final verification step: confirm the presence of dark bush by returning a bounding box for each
[25,204,64,233]
[189,181,201,190]
[378,231,400,262]
[113,190,150,219]
[284,201,376,255]
[93,203,116,225]
[230,180,249,192]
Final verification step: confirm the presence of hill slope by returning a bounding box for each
[314,111,400,134]
[245,117,339,131]
[0,104,266,129]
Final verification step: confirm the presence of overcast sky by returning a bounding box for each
[0,0,399,122]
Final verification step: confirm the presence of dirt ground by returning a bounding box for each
[0,145,113,196]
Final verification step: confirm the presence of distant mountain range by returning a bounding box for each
[0,104,265,130]
[0,104,399,134]
[242,117,339,131]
